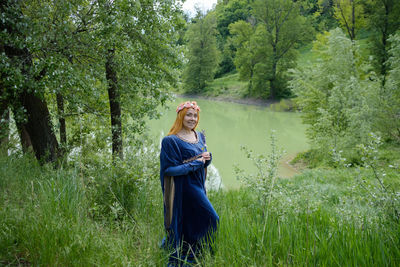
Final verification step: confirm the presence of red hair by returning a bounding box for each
[167,107,200,136]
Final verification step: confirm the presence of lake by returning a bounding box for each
[148,97,309,189]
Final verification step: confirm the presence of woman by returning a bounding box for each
[160,101,219,266]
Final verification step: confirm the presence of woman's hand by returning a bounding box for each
[201,152,211,161]
[195,152,210,164]
[196,157,206,163]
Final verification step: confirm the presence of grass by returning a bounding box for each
[297,43,320,67]
[205,166,400,266]
[203,72,248,99]
[1,148,399,266]
[0,152,168,266]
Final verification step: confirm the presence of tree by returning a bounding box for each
[230,0,312,98]
[290,29,380,156]
[96,0,183,161]
[1,0,60,163]
[183,11,220,93]
[333,0,365,40]
[0,98,9,149]
[377,33,400,141]
[214,0,252,76]
[229,20,256,81]
[297,0,338,32]
[0,55,9,148]
[1,0,183,164]
[105,48,123,160]
[362,0,400,87]
[229,21,271,97]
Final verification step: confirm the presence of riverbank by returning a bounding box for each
[177,93,298,112]
[177,72,299,111]
[177,93,279,107]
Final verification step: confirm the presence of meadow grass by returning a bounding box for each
[203,72,248,99]
[0,152,168,266]
[1,151,399,266]
[202,167,400,266]
[297,43,319,67]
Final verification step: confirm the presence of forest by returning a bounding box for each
[1,0,400,266]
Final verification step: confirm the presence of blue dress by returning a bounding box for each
[160,131,219,264]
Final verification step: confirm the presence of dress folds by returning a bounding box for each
[160,131,219,264]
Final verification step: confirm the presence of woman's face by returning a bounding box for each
[182,108,198,130]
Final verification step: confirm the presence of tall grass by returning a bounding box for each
[1,145,399,266]
[0,151,168,266]
[199,133,400,266]
[202,167,400,266]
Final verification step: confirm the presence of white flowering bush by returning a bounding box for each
[356,133,400,222]
[235,131,283,213]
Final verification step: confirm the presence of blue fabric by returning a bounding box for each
[160,131,219,265]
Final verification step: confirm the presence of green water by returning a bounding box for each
[148,97,309,189]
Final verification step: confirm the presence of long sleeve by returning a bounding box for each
[164,160,204,176]
[160,136,204,178]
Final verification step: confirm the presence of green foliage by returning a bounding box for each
[229,21,272,98]
[315,0,339,31]
[214,0,252,77]
[355,133,400,222]
[235,131,283,210]
[85,139,160,221]
[206,154,400,266]
[229,20,265,96]
[215,0,251,39]
[290,28,380,159]
[296,0,338,32]
[362,0,400,79]
[1,142,400,265]
[229,0,313,99]
[332,0,366,40]
[269,99,297,112]
[0,139,166,266]
[183,11,220,93]
[1,0,183,161]
[291,148,332,168]
[376,32,400,141]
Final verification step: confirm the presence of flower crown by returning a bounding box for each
[176,101,201,113]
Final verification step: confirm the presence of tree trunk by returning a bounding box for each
[351,0,355,40]
[15,120,33,153]
[249,62,254,95]
[0,104,9,148]
[19,90,60,163]
[270,43,278,99]
[269,62,277,100]
[5,51,59,163]
[105,49,123,161]
[380,1,390,88]
[2,2,59,163]
[9,103,33,153]
[0,4,9,150]
[56,92,66,153]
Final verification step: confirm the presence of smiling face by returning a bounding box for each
[182,108,198,131]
